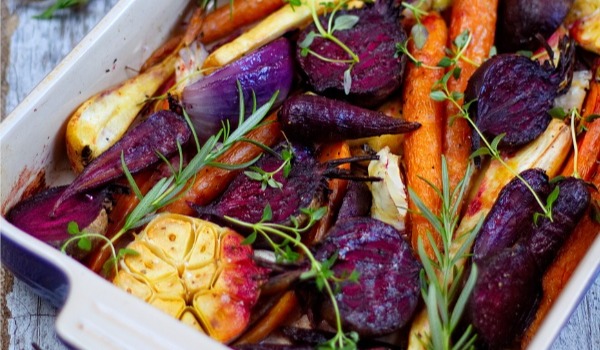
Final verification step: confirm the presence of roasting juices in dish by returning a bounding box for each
[4,0,600,349]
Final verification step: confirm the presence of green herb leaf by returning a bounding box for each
[454,30,470,50]
[430,90,447,102]
[299,31,317,48]
[548,106,568,120]
[411,23,429,50]
[241,231,258,245]
[77,236,92,251]
[516,50,533,58]
[437,56,453,68]
[67,221,80,235]
[332,15,359,32]
[584,114,600,123]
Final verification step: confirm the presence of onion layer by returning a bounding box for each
[182,38,294,140]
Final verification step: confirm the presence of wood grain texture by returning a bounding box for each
[0,1,599,350]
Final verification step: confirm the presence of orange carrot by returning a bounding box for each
[307,141,351,244]
[199,0,285,45]
[401,12,447,257]
[235,291,298,345]
[443,0,498,194]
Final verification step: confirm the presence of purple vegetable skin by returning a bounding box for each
[473,169,551,262]
[469,245,541,347]
[296,0,407,107]
[469,174,590,347]
[183,38,294,140]
[465,38,575,152]
[7,186,110,246]
[53,110,190,214]
[498,0,574,51]
[315,218,421,336]
[279,94,420,143]
[337,181,372,220]
[525,177,591,269]
[195,143,327,225]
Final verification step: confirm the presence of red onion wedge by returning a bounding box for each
[182,38,294,140]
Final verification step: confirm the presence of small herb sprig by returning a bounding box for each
[62,87,278,275]
[297,0,361,94]
[410,157,481,350]
[429,68,554,222]
[226,205,360,350]
[244,142,294,190]
[34,0,88,19]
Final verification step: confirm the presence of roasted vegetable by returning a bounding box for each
[472,169,551,261]
[315,217,421,336]
[497,0,574,51]
[194,142,327,227]
[469,176,590,347]
[113,213,267,342]
[279,94,420,143]
[295,0,407,107]
[401,12,447,256]
[7,186,111,256]
[182,38,293,140]
[55,110,191,213]
[465,38,575,151]
[443,0,498,195]
[337,181,371,220]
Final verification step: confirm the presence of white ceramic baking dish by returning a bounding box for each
[0,1,599,349]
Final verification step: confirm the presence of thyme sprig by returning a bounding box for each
[244,141,294,190]
[429,68,554,222]
[34,0,88,19]
[226,205,360,350]
[62,88,278,275]
[296,0,361,94]
[410,157,480,350]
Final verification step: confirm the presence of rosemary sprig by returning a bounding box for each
[226,205,360,350]
[34,0,88,19]
[62,88,278,275]
[410,157,481,350]
[296,0,361,94]
[429,68,553,221]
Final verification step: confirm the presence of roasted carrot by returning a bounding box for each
[521,63,600,347]
[164,114,282,215]
[443,0,498,195]
[200,0,285,44]
[401,12,447,257]
[307,141,351,244]
[234,291,298,345]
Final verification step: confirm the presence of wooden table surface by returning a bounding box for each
[1,1,599,349]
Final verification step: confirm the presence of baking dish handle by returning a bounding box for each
[55,265,227,350]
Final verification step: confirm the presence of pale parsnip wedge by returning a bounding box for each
[202,0,365,70]
[66,55,178,173]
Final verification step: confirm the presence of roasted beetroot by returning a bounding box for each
[465,38,575,151]
[315,218,421,336]
[473,169,551,262]
[53,110,191,214]
[468,245,541,348]
[195,143,327,226]
[469,174,590,347]
[497,0,574,51]
[7,186,111,248]
[295,0,407,107]
[279,94,419,143]
[525,177,591,269]
[337,181,372,220]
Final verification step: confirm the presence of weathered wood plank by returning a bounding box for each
[1,1,598,350]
